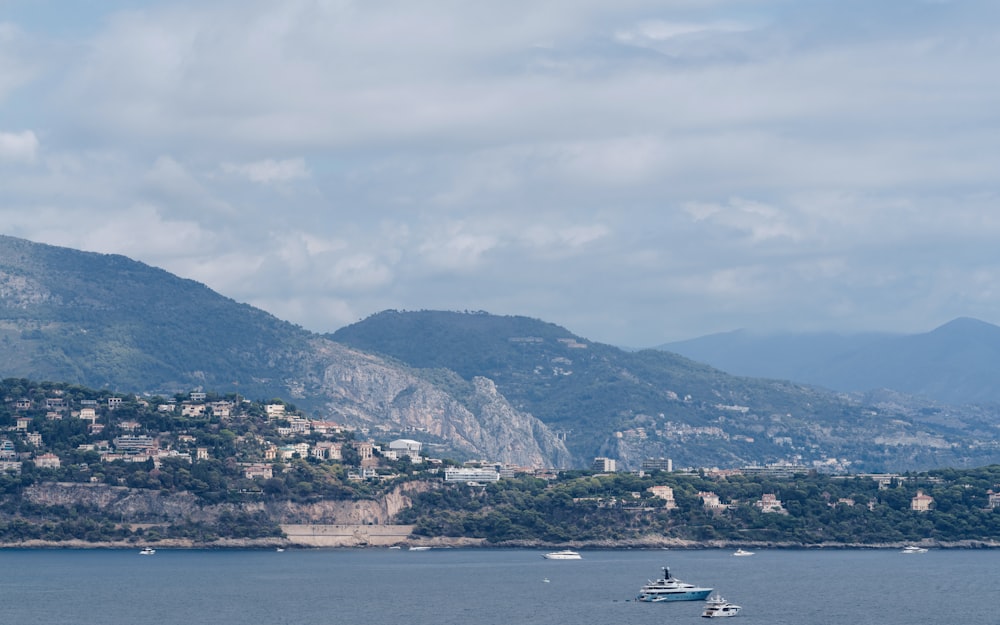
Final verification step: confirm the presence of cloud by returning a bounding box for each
[3,1,1000,346]
[0,130,38,163]
[220,158,310,184]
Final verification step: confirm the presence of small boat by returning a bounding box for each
[636,566,713,602]
[542,550,581,560]
[901,545,928,554]
[275,547,285,552]
[701,594,741,618]
[139,547,156,555]
[408,546,431,551]
[732,548,754,556]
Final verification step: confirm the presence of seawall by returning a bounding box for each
[280,524,416,547]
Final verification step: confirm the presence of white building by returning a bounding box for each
[444,467,500,483]
[592,457,617,472]
[388,439,423,459]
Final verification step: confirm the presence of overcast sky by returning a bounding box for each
[2,1,998,347]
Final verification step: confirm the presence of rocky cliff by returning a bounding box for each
[293,338,572,467]
[21,481,428,526]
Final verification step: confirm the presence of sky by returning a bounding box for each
[2,0,999,347]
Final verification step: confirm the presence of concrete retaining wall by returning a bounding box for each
[281,524,415,547]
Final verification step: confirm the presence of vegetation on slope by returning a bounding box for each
[331,310,1000,471]
[399,467,1000,545]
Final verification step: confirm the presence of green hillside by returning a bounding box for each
[0,235,311,400]
[331,311,1000,471]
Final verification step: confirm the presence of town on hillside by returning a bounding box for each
[4,381,1000,516]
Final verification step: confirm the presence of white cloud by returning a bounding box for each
[0,130,38,163]
[4,1,1000,345]
[220,158,310,184]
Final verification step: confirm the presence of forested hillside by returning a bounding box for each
[332,311,1000,471]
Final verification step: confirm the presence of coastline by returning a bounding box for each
[3,536,999,550]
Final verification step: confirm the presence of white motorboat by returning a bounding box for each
[901,545,928,554]
[701,594,741,618]
[636,566,713,602]
[139,547,156,555]
[732,548,754,556]
[542,550,581,560]
[408,546,431,551]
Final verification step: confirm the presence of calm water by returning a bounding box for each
[1,547,997,625]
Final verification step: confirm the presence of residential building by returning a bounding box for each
[988,490,1000,510]
[34,453,61,469]
[265,404,286,419]
[181,403,206,417]
[647,485,677,509]
[592,457,617,472]
[311,441,343,461]
[244,463,273,480]
[699,491,726,511]
[389,439,422,459]
[354,441,374,461]
[310,420,343,436]
[0,439,16,460]
[444,467,500,483]
[641,457,673,472]
[113,435,157,454]
[911,490,934,512]
[756,493,787,513]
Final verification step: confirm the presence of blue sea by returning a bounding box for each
[1,547,997,625]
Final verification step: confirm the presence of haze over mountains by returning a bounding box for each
[3,234,1000,472]
[660,317,1000,405]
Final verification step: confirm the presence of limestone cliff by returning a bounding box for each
[22,481,429,526]
[286,338,572,467]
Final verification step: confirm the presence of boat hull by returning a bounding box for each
[542,550,581,560]
[637,589,713,602]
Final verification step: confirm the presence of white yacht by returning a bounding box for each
[901,545,928,554]
[408,546,432,551]
[139,547,156,555]
[732,548,754,557]
[701,594,741,618]
[542,550,581,560]
[636,566,712,602]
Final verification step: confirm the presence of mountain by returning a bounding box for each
[330,310,1000,471]
[0,235,569,467]
[4,234,1000,472]
[659,318,1000,405]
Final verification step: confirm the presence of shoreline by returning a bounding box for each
[3,537,998,550]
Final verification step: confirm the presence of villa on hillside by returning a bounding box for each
[647,485,677,509]
[699,491,726,511]
[755,493,787,514]
[911,490,934,512]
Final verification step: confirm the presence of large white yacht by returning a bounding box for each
[901,545,928,554]
[542,550,581,560]
[636,566,713,602]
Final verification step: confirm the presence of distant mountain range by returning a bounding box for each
[658,317,1000,405]
[3,234,1000,472]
